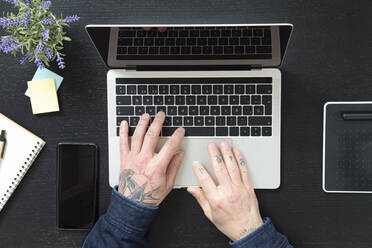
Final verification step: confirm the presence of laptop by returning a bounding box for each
[86,24,293,189]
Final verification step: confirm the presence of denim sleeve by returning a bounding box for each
[83,186,158,248]
[230,218,294,248]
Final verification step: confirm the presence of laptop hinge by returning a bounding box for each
[132,65,259,71]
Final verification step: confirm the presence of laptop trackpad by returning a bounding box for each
[156,138,233,187]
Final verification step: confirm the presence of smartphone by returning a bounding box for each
[57,143,98,230]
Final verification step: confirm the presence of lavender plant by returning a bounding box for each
[0,0,79,69]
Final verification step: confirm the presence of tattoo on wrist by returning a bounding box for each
[198,167,205,174]
[215,155,223,164]
[119,169,160,207]
[229,155,233,161]
[239,158,246,166]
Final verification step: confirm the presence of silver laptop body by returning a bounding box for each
[86,24,293,189]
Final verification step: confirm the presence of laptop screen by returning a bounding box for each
[86,24,293,69]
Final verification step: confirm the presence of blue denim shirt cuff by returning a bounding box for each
[229,217,276,247]
[104,186,158,236]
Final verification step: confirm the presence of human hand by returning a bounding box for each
[118,112,185,207]
[187,142,263,241]
[143,27,167,32]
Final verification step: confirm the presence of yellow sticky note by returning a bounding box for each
[28,78,60,114]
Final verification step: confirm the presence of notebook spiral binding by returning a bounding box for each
[0,141,43,210]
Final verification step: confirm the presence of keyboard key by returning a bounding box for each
[224,85,234,94]
[262,95,272,104]
[211,106,220,115]
[254,106,264,115]
[117,96,131,105]
[181,47,191,54]
[264,104,272,115]
[117,117,129,126]
[200,30,209,37]
[192,47,202,54]
[192,85,201,94]
[118,38,132,46]
[190,30,199,37]
[230,127,239,136]
[240,127,250,136]
[234,46,244,54]
[146,106,156,115]
[128,47,137,54]
[238,116,247,125]
[235,85,245,94]
[218,96,229,105]
[160,47,169,54]
[219,38,228,45]
[257,46,272,54]
[262,127,272,136]
[189,106,199,115]
[130,116,140,126]
[116,85,126,95]
[213,85,223,94]
[187,38,197,46]
[216,127,228,136]
[208,96,217,105]
[149,47,159,55]
[119,30,135,37]
[240,95,250,105]
[154,96,163,105]
[145,38,154,46]
[170,85,180,94]
[184,117,193,126]
[208,38,218,45]
[198,38,207,46]
[253,29,263,37]
[229,96,239,105]
[155,38,165,46]
[240,38,250,45]
[181,85,190,94]
[138,85,147,94]
[246,85,255,94]
[227,117,236,126]
[221,29,231,37]
[176,96,185,105]
[221,106,231,115]
[243,106,253,115]
[202,47,212,54]
[242,29,252,37]
[245,46,255,53]
[168,106,177,115]
[156,106,166,114]
[205,117,215,126]
[158,85,169,94]
[197,96,207,105]
[213,46,223,54]
[249,117,272,126]
[143,96,153,105]
[216,116,226,126]
[224,46,233,54]
[232,29,241,37]
[162,127,177,136]
[138,47,148,54]
[117,106,134,115]
[149,85,158,94]
[137,30,146,37]
[232,106,242,115]
[132,96,142,105]
[165,96,174,105]
[251,37,260,45]
[164,117,172,126]
[135,106,145,115]
[257,85,272,94]
[202,85,212,94]
[170,47,180,54]
[186,96,196,105]
[251,95,261,105]
[251,127,261,136]
[173,117,183,126]
[211,30,220,37]
[200,106,209,115]
[229,37,239,45]
[127,85,136,94]
[195,117,204,126]
[176,38,186,46]
[184,127,214,136]
[178,106,188,115]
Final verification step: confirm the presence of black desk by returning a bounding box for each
[1,0,372,247]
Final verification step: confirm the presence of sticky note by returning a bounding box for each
[28,79,60,114]
[25,68,64,97]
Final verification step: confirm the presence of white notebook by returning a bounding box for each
[0,113,45,212]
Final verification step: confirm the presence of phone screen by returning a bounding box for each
[57,144,97,229]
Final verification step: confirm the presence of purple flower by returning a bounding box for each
[42,29,50,41]
[39,1,51,9]
[40,18,54,25]
[34,41,45,69]
[0,36,22,54]
[35,57,45,69]
[45,47,53,59]
[63,15,80,24]
[20,53,31,64]
[25,0,32,7]
[23,11,31,28]
[2,0,19,4]
[56,52,65,69]
[0,17,21,29]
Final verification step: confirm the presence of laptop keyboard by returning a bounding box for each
[115,78,273,137]
[116,26,272,60]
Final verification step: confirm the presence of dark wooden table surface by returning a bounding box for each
[1,0,372,247]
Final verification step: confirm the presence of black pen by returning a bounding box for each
[0,130,6,159]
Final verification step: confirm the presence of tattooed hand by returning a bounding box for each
[187,142,263,242]
[118,112,185,207]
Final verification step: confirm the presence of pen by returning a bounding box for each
[0,130,6,159]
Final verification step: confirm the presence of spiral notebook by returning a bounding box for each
[0,113,45,211]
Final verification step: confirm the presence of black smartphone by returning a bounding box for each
[57,143,98,230]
